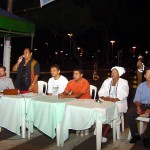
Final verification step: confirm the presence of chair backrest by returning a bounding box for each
[38,81,47,94]
[90,85,97,100]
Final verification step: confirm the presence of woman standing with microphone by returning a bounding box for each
[12,48,40,92]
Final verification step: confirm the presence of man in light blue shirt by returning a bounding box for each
[0,66,14,92]
[127,66,150,143]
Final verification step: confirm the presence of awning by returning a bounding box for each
[0,8,35,37]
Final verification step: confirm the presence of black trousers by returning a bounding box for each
[126,104,150,136]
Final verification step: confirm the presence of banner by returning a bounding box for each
[40,0,55,7]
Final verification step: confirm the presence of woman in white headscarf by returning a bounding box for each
[98,66,129,113]
[98,66,129,142]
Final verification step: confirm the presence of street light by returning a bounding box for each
[45,42,48,47]
[145,50,149,64]
[145,51,148,54]
[110,40,115,59]
[67,33,73,57]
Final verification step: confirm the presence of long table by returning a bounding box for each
[0,94,119,150]
[60,99,119,150]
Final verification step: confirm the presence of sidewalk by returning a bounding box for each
[0,126,135,150]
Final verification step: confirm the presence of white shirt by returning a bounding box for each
[98,78,129,113]
[47,75,68,95]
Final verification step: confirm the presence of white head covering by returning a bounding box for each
[138,55,143,59]
[111,66,125,77]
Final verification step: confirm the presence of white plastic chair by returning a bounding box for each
[38,81,47,94]
[116,113,124,139]
[128,116,150,140]
[90,85,97,100]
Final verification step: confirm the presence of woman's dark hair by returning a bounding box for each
[24,48,32,53]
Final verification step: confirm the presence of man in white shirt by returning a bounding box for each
[47,64,68,95]
[0,66,14,92]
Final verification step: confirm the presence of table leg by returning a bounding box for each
[56,123,61,146]
[96,119,102,150]
[22,115,26,138]
[139,121,144,135]
[27,122,31,139]
[112,119,117,143]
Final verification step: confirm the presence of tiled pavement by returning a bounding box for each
[0,126,136,150]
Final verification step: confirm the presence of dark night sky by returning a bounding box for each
[0,0,150,65]
[1,1,150,46]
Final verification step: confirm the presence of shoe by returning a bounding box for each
[129,135,141,143]
[101,137,107,143]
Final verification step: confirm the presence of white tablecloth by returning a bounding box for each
[0,93,44,137]
[0,95,25,136]
[26,95,75,139]
[60,99,119,149]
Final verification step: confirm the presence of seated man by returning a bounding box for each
[126,66,150,143]
[98,66,129,142]
[0,66,14,92]
[58,67,91,136]
[47,64,68,95]
[58,68,91,99]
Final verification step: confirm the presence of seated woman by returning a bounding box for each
[98,66,129,142]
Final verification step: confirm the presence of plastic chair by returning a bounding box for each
[38,81,47,94]
[116,113,124,139]
[128,116,150,140]
[90,85,97,100]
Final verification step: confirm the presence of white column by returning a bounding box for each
[3,37,11,77]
